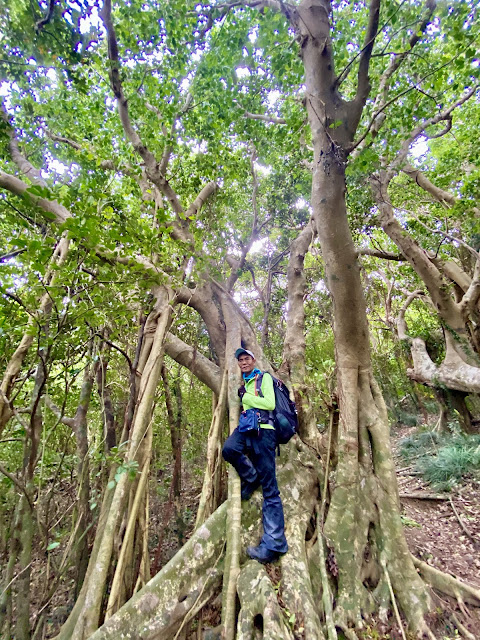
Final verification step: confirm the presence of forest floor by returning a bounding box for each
[392,424,480,639]
[394,425,480,592]
[148,422,480,639]
[32,423,480,639]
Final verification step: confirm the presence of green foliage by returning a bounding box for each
[399,430,480,490]
[418,436,480,490]
[400,515,422,528]
[399,430,441,463]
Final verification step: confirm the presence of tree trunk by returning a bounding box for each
[55,288,174,640]
[0,235,69,434]
[96,342,117,453]
[295,0,433,634]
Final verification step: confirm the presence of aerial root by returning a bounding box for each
[412,556,480,607]
[236,561,293,640]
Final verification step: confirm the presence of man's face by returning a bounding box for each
[237,354,256,375]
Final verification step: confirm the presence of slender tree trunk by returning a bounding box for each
[72,365,95,595]
[0,498,21,638]
[96,342,117,453]
[220,301,243,640]
[195,369,228,529]
[282,222,317,442]
[172,369,183,498]
[0,235,69,434]
[56,288,174,640]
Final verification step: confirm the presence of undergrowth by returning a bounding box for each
[399,429,480,490]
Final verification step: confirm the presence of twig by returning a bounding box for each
[0,562,33,599]
[0,463,34,510]
[382,556,407,640]
[400,492,448,501]
[449,497,480,548]
[397,207,480,260]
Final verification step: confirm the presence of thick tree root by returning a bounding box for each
[89,503,227,640]
[412,556,480,606]
[237,561,293,640]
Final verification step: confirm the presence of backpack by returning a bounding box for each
[255,373,298,445]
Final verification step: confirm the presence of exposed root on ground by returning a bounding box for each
[88,439,480,640]
[412,556,480,607]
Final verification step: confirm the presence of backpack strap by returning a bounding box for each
[255,372,264,397]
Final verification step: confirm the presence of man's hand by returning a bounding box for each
[238,385,246,400]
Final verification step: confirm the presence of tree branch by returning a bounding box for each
[396,206,480,260]
[0,171,69,223]
[350,0,436,157]
[389,85,478,175]
[36,0,56,32]
[0,170,164,279]
[459,259,480,318]
[356,248,405,261]
[0,249,26,263]
[402,163,480,217]
[242,109,286,124]
[185,182,218,219]
[354,0,381,108]
[217,0,286,12]
[0,463,34,510]
[1,100,47,187]
[44,395,76,428]
[163,332,221,394]
[100,0,158,171]
[397,289,424,340]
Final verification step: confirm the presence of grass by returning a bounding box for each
[399,430,480,490]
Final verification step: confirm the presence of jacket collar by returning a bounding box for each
[243,368,261,382]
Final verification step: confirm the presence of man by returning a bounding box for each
[222,348,288,564]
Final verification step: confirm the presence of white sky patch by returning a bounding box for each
[42,155,79,178]
[248,27,258,43]
[180,76,191,92]
[236,67,251,78]
[315,279,329,293]
[295,197,308,209]
[190,140,207,154]
[42,159,67,176]
[410,137,429,161]
[254,162,271,175]
[0,82,19,112]
[79,5,101,34]
[267,90,280,107]
[250,237,268,254]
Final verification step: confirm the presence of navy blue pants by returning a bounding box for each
[222,427,288,553]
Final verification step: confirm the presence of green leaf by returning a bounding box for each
[47,541,60,551]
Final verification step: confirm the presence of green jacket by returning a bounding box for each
[241,372,275,429]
